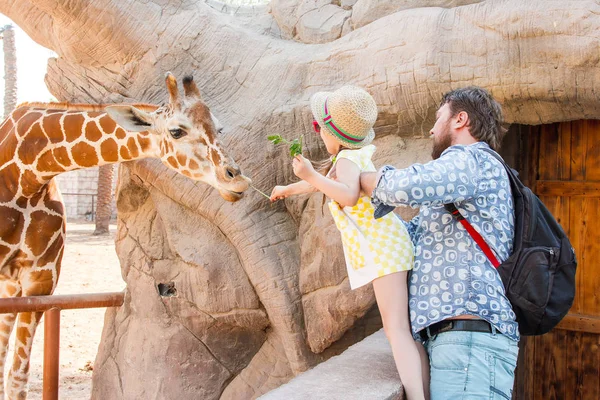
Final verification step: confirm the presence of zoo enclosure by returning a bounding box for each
[0,292,125,400]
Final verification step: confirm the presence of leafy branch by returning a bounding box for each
[267,134,303,157]
[251,134,305,201]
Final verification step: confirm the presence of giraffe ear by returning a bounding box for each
[105,105,153,132]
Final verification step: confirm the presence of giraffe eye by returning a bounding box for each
[169,128,187,139]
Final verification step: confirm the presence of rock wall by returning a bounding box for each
[1,0,599,398]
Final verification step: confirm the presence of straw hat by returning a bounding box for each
[310,85,377,149]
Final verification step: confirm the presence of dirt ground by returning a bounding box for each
[6,222,124,400]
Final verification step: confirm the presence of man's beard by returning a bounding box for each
[431,123,453,160]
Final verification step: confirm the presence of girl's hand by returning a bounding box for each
[270,185,289,202]
[292,155,315,180]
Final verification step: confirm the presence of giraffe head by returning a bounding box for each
[105,73,251,202]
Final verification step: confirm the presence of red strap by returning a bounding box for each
[448,206,501,268]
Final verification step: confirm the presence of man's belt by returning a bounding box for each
[419,319,493,341]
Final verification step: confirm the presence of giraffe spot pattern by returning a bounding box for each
[10,107,28,122]
[7,251,33,277]
[25,269,55,293]
[43,114,63,144]
[63,114,85,142]
[0,163,20,202]
[43,192,64,215]
[85,121,103,142]
[0,98,221,397]
[18,122,48,165]
[176,152,187,166]
[0,133,18,164]
[137,136,152,152]
[99,115,117,134]
[25,211,64,257]
[0,246,10,265]
[15,197,27,209]
[72,142,99,167]
[52,147,72,167]
[127,137,140,158]
[20,171,41,197]
[119,145,131,160]
[29,191,43,208]
[167,156,178,169]
[36,149,64,173]
[100,139,119,162]
[0,206,24,245]
[115,127,127,140]
[210,148,221,165]
[16,345,27,359]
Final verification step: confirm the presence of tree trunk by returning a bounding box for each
[2,24,16,119]
[93,164,114,235]
[1,1,599,398]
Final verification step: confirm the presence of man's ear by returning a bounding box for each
[105,105,153,132]
[454,110,470,129]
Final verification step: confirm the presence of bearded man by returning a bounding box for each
[361,87,519,400]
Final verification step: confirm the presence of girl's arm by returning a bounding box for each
[270,180,317,201]
[293,155,360,207]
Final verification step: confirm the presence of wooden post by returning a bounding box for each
[43,307,60,400]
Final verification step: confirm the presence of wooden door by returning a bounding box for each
[509,121,600,399]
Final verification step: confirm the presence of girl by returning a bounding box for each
[270,86,426,400]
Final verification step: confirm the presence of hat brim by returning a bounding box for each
[310,91,375,150]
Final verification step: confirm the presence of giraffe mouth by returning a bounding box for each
[219,189,244,202]
[217,175,250,202]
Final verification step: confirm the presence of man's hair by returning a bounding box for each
[440,86,507,150]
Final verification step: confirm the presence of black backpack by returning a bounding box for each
[445,148,577,336]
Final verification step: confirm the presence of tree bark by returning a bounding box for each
[2,24,16,119]
[93,164,114,235]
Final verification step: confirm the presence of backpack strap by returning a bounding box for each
[444,203,501,268]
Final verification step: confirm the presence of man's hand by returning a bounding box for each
[292,155,316,180]
[360,171,378,197]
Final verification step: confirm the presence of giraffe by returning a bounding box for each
[0,72,251,399]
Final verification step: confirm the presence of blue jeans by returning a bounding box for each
[424,330,519,400]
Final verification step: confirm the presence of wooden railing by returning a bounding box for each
[0,292,125,400]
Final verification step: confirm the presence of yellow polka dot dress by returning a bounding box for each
[328,145,414,289]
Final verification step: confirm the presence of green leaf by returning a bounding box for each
[267,135,283,144]
[289,143,301,157]
[269,134,302,157]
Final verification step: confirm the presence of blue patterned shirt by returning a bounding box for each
[371,142,519,341]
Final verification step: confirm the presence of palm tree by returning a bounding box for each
[1,24,17,119]
[93,164,114,235]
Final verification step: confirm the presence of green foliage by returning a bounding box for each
[268,134,303,157]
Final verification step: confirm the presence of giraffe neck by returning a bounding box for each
[1,104,160,199]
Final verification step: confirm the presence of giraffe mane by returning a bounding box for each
[17,102,160,113]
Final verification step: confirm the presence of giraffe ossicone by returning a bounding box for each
[0,72,249,399]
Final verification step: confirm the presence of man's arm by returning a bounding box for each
[370,146,481,209]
